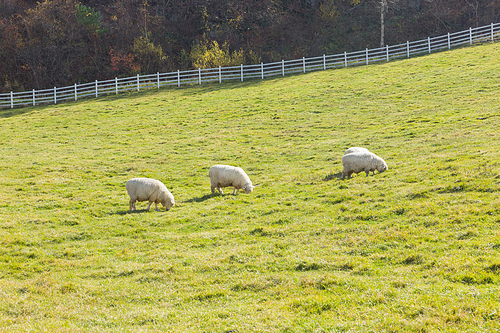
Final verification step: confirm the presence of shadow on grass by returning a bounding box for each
[323,172,344,181]
[185,193,216,203]
[0,107,34,118]
[110,209,157,215]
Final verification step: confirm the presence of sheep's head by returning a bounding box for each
[163,198,175,211]
[377,162,388,173]
[242,184,254,194]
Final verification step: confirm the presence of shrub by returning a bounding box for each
[190,37,260,69]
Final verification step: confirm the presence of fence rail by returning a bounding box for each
[1,22,499,109]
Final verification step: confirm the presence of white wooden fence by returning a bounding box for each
[1,22,498,109]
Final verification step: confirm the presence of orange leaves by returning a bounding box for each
[109,48,140,74]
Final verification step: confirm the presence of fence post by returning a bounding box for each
[282,60,285,76]
[157,72,160,89]
[219,66,222,83]
[261,62,264,80]
[447,33,450,49]
[344,51,347,67]
[492,23,494,41]
[323,54,326,70]
[386,45,389,61]
[428,37,431,53]
[33,89,36,106]
[241,64,243,82]
[137,74,140,91]
[303,57,306,73]
[366,48,369,65]
[470,27,472,45]
[177,70,180,87]
[115,77,118,94]
[54,87,57,104]
[74,83,77,101]
[199,68,202,84]
[407,41,410,58]
[10,91,13,108]
[95,80,98,97]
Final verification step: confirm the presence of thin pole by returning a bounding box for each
[157,72,160,89]
[407,41,410,58]
[366,48,369,65]
[470,27,472,45]
[386,45,389,61]
[10,91,13,108]
[492,23,494,41]
[199,68,202,84]
[303,57,306,73]
[219,66,221,83]
[116,77,118,94]
[261,62,264,79]
[428,37,431,53]
[33,89,36,105]
[137,74,140,91]
[241,64,243,82]
[323,54,326,70]
[74,83,77,101]
[177,70,180,87]
[54,87,57,104]
[95,80,98,97]
[447,33,450,49]
[282,60,285,76]
[344,51,347,67]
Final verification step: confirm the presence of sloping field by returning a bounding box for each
[0,42,499,332]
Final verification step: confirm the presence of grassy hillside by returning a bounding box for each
[0,42,499,332]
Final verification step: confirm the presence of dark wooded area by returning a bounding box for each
[0,0,498,92]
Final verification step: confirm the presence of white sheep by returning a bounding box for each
[209,164,254,195]
[341,151,388,178]
[126,178,175,212]
[344,147,370,155]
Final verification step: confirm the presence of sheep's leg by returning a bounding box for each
[155,203,160,212]
[129,199,136,211]
[365,169,370,176]
[211,185,216,194]
[218,187,223,195]
[146,202,152,211]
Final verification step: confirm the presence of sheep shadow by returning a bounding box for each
[323,172,344,181]
[110,209,157,215]
[185,193,215,203]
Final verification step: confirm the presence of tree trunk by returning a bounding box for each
[380,0,386,47]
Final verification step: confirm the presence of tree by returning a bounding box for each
[131,35,167,74]
[190,38,259,69]
[380,0,387,47]
[76,3,108,36]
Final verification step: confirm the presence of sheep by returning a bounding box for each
[209,164,254,195]
[126,178,175,212]
[344,147,370,155]
[341,151,388,178]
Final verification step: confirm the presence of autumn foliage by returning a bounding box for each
[0,0,498,92]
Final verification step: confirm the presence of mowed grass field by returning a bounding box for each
[0,42,499,332]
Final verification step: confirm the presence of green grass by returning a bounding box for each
[1,42,500,332]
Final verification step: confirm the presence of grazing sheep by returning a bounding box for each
[209,164,254,195]
[341,151,388,178]
[344,147,370,155]
[126,178,175,212]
